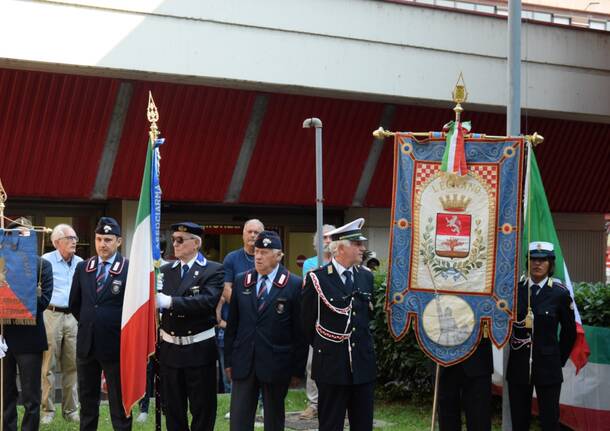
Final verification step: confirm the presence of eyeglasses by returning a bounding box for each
[60,236,79,242]
[172,236,195,245]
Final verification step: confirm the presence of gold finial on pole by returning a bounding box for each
[372,127,395,139]
[526,132,544,147]
[452,72,468,122]
[147,91,160,142]
[0,179,7,230]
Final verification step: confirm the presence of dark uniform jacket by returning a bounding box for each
[69,254,129,362]
[4,258,53,353]
[440,337,493,377]
[224,265,307,384]
[506,278,576,385]
[301,263,376,386]
[158,256,224,368]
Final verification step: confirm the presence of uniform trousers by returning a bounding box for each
[77,356,132,431]
[509,382,561,431]
[41,310,78,417]
[3,352,42,431]
[317,381,374,431]
[305,346,318,409]
[437,366,491,431]
[229,369,289,431]
[160,362,216,431]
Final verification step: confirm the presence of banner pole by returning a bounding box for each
[430,363,440,431]
[0,178,7,431]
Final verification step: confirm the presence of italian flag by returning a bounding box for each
[522,150,610,430]
[441,120,471,176]
[120,136,158,416]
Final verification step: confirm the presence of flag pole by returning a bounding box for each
[147,92,163,431]
[0,178,5,431]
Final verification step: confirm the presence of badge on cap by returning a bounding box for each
[103,225,112,234]
[178,226,187,232]
[263,238,272,247]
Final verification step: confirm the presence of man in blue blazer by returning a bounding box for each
[224,231,307,431]
[69,217,131,431]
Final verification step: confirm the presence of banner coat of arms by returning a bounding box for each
[386,131,525,365]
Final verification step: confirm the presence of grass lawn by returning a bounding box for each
[32,390,510,430]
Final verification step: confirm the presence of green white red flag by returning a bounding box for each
[120,135,161,416]
[441,120,471,176]
[522,149,590,373]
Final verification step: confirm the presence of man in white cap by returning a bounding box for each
[301,218,376,431]
[506,241,576,431]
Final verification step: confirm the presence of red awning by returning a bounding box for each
[0,68,608,213]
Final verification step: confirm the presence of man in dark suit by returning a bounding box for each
[507,241,576,430]
[224,230,306,431]
[301,218,376,431]
[437,338,493,431]
[69,217,131,431]
[156,222,224,431]
[2,218,53,431]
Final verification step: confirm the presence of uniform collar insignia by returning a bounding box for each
[272,268,290,288]
[194,253,207,267]
[108,256,124,275]
[244,270,256,287]
[171,260,180,269]
[85,257,97,273]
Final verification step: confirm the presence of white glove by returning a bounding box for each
[156,293,172,310]
[0,335,8,359]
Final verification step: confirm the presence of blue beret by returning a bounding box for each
[255,231,282,250]
[95,217,121,236]
[171,222,204,236]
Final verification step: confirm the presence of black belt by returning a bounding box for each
[48,305,71,314]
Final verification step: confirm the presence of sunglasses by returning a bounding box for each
[172,236,195,245]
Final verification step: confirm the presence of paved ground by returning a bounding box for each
[251,412,392,430]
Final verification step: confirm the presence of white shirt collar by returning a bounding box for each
[528,277,548,288]
[180,255,198,269]
[332,258,353,280]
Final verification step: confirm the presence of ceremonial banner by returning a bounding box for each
[0,229,39,324]
[386,131,525,365]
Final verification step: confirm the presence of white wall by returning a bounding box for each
[1,0,608,121]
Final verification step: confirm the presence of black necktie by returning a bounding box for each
[344,271,354,292]
[531,284,540,301]
[181,264,189,280]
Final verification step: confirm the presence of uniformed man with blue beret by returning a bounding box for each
[507,241,576,431]
[156,222,224,431]
[224,231,307,431]
[301,218,376,431]
[69,217,132,430]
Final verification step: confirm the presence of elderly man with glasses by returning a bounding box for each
[40,224,83,425]
[156,222,224,431]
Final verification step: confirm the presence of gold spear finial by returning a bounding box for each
[452,72,468,122]
[147,91,160,141]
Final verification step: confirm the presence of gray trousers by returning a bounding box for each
[229,370,288,431]
[305,346,318,408]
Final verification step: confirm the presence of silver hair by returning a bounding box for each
[328,240,351,257]
[192,234,203,250]
[51,224,74,243]
[312,224,336,250]
[243,219,264,232]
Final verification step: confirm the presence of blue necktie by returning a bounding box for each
[257,275,269,312]
[96,262,109,293]
[181,264,189,280]
[344,270,354,292]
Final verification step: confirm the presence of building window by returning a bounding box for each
[456,1,476,11]
[436,0,455,8]
[589,19,607,30]
[552,15,571,25]
[521,10,533,19]
[475,4,496,14]
[532,11,552,22]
